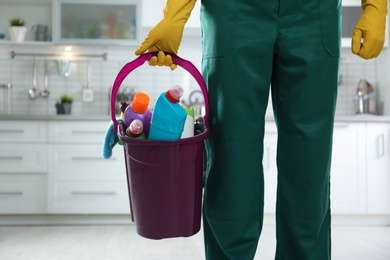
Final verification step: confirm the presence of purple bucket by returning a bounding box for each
[110,52,210,239]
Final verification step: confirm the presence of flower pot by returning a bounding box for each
[63,103,72,114]
[56,103,72,115]
[9,26,27,42]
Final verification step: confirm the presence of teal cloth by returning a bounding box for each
[102,119,123,159]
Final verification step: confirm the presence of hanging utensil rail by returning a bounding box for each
[10,51,107,60]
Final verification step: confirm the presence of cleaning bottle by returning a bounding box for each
[148,85,187,141]
[181,106,195,138]
[126,119,146,140]
[124,92,152,137]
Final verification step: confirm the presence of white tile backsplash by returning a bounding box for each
[0,42,380,117]
[0,41,203,116]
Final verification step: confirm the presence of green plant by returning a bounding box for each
[60,94,74,104]
[9,18,25,27]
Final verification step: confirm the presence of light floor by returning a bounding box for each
[0,224,390,260]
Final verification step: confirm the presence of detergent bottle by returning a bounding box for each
[181,106,195,138]
[125,119,146,140]
[124,92,152,137]
[148,85,187,141]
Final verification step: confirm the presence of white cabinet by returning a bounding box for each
[330,123,367,214]
[0,174,47,214]
[53,0,141,45]
[366,123,390,214]
[0,121,48,214]
[263,122,278,214]
[141,0,201,35]
[47,121,129,214]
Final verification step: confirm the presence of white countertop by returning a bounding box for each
[1,114,390,122]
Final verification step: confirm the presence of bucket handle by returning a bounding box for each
[110,52,209,132]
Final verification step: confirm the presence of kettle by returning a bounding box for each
[354,79,377,114]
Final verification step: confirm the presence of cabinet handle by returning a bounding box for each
[72,130,106,135]
[334,124,349,128]
[377,134,385,158]
[0,191,23,196]
[71,156,113,161]
[263,147,270,170]
[0,129,24,134]
[0,156,23,160]
[71,191,117,196]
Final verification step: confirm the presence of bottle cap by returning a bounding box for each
[128,119,144,136]
[131,92,150,114]
[166,85,184,103]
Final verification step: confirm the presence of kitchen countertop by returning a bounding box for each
[1,114,390,122]
[0,114,112,121]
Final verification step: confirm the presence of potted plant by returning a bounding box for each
[55,94,74,115]
[9,17,27,42]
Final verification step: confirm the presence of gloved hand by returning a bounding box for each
[352,0,388,59]
[134,0,196,70]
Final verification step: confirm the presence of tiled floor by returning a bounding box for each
[0,224,389,260]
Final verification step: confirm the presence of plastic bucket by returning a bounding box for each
[110,52,210,239]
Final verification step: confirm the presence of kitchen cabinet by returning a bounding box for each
[0,121,48,214]
[47,121,129,214]
[141,0,201,36]
[330,123,367,214]
[366,123,390,214]
[263,122,278,214]
[261,121,390,217]
[0,0,141,46]
[53,0,141,45]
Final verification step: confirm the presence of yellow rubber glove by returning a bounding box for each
[135,0,196,70]
[352,0,388,59]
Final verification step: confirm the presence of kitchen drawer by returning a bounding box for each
[0,121,48,143]
[48,121,109,143]
[48,144,125,176]
[0,173,47,214]
[0,144,48,173]
[47,180,130,214]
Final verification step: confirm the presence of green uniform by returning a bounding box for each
[201,0,340,259]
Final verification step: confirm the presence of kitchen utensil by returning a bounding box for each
[82,62,94,102]
[354,79,377,114]
[58,60,72,77]
[0,83,12,114]
[28,58,38,99]
[40,61,50,98]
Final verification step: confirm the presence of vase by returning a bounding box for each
[55,103,72,115]
[9,26,27,42]
[63,103,72,114]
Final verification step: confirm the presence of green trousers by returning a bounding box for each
[201,0,341,259]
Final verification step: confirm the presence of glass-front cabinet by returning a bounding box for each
[53,0,141,45]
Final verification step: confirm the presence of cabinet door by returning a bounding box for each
[263,123,278,214]
[53,0,141,45]
[0,121,47,143]
[0,144,48,173]
[48,121,108,143]
[0,174,47,214]
[47,144,129,214]
[366,123,390,214]
[331,123,367,214]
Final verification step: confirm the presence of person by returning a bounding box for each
[135,0,388,259]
